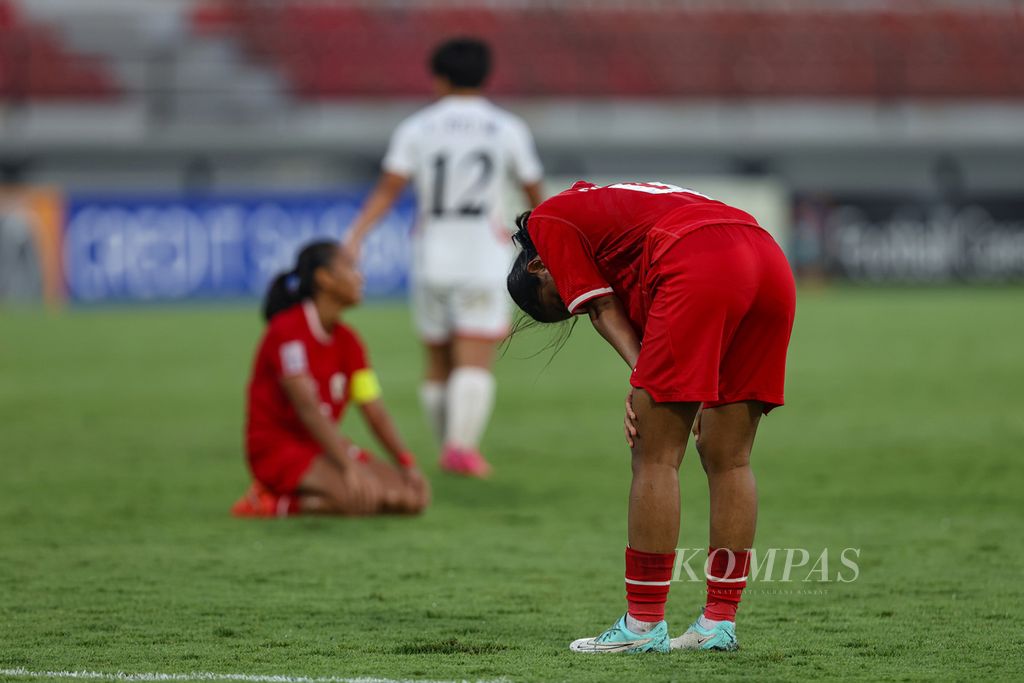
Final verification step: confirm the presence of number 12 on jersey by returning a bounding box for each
[430,150,495,218]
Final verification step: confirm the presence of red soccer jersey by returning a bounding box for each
[527,181,762,332]
[245,301,371,454]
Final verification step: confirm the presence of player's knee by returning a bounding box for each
[630,441,682,473]
[699,443,751,475]
[630,446,642,476]
[629,440,645,473]
[326,493,355,514]
[695,433,734,475]
[405,496,428,515]
[393,486,426,515]
[327,486,377,515]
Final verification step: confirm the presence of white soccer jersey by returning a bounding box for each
[382,95,543,287]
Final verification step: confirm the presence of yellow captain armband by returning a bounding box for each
[350,368,382,405]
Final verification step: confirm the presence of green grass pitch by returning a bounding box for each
[1,287,1022,682]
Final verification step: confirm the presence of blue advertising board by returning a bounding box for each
[62,191,416,302]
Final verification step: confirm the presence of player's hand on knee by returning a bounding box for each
[341,464,379,515]
[363,465,386,513]
[624,387,638,448]
[404,468,431,510]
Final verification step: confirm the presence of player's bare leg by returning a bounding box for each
[440,336,498,477]
[452,337,497,369]
[316,451,427,515]
[698,401,761,550]
[295,455,385,516]
[420,342,453,445]
[673,400,762,651]
[361,458,429,514]
[571,389,700,654]
[627,390,700,552]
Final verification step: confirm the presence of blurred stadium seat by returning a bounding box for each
[3,0,1021,107]
[2,0,1021,103]
[0,0,118,100]
[185,0,1024,99]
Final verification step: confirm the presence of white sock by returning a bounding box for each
[419,380,447,445]
[698,614,722,629]
[626,613,658,633]
[445,367,495,451]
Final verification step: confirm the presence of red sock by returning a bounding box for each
[704,546,750,622]
[625,546,675,622]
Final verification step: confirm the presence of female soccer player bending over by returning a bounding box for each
[507,182,796,653]
[232,240,430,517]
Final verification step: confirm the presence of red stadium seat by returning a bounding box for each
[188,0,1024,100]
[0,0,118,100]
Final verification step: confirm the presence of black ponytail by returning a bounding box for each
[503,210,578,364]
[507,210,550,323]
[262,271,298,322]
[262,239,338,321]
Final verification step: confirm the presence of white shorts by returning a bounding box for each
[411,280,511,343]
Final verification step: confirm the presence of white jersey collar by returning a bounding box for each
[441,94,487,105]
[302,300,333,345]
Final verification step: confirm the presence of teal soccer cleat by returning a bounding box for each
[670,614,739,651]
[569,614,670,653]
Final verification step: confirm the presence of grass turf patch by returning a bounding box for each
[1,287,1023,682]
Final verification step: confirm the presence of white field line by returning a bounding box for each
[0,669,510,683]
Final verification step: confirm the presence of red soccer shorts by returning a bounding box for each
[248,439,320,496]
[631,223,796,413]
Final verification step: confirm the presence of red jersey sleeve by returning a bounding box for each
[528,214,613,314]
[337,325,371,373]
[266,318,310,378]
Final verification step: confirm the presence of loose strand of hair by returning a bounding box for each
[501,312,578,370]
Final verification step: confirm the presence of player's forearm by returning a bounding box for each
[522,181,544,209]
[294,403,355,468]
[348,193,394,244]
[361,400,409,463]
[347,174,408,246]
[587,295,641,368]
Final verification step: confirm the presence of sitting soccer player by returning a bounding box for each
[232,240,430,517]
[507,182,796,653]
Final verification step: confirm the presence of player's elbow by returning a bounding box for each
[586,294,618,322]
[358,399,385,422]
[290,395,322,423]
[380,172,409,196]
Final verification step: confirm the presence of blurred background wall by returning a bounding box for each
[1,0,1022,304]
